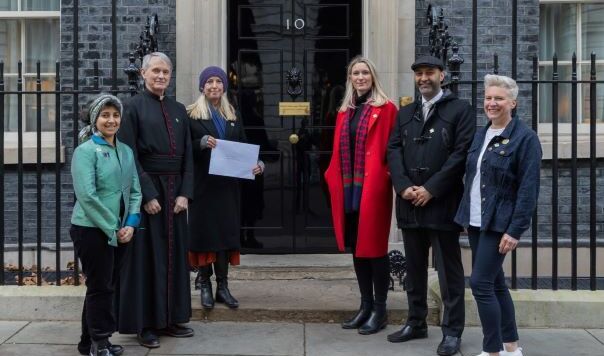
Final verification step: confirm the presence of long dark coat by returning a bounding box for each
[116,90,193,333]
[387,90,475,231]
[188,113,247,252]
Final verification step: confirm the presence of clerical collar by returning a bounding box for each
[421,90,443,107]
[143,88,165,101]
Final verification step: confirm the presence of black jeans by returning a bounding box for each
[71,225,125,344]
[468,227,518,353]
[402,228,465,337]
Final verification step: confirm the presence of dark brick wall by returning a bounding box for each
[2,0,177,245]
[414,0,603,243]
[415,0,539,125]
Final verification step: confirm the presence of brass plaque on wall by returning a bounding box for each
[279,102,310,116]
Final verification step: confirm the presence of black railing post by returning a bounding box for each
[531,56,538,290]
[447,42,463,96]
[471,0,477,115]
[111,0,118,93]
[551,54,559,290]
[73,0,80,286]
[0,61,4,285]
[36,61,42,285]
[571,53,578,291]
[589,52,597,291]
[125,53,139,96]
[17,61,24,286]
[55,61,61,286]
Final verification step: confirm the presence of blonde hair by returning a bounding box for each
[187,93,237,121]
[339,56,390,112]
[484,74,519,100]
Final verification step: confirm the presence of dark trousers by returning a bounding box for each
[199,251,230,281]
[345,213,390,306]
[468,227,518,353]
[70,225,124,344]
[402,228,465,337]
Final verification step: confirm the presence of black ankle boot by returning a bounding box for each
[197,266,214,309]
[358,303,387,335]
[89,339,116,356]
[200,279,214,310]
[341,301,373,329]
[215,279,239,308]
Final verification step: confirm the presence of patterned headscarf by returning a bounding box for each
[78,94,123,144]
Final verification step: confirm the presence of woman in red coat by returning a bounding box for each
[325,56,397,335]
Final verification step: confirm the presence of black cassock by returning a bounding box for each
[116,90,194,333]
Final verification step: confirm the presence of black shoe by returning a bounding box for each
[158,324,195,338]
[437,335,461,356]
[358,305,388,335]
[137,329,160,349]
[200,279,214,309]
[387,324,428,343]
[79,341,123,356]
[341,301,372,329]
[89,339,117,356]
[216,280,239,308]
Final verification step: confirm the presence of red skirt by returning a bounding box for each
[188,251,241,268]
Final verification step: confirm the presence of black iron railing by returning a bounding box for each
[421,3,602,291]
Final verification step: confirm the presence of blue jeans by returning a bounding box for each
[468,227,519,353]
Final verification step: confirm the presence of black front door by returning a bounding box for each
[228,0,362,253]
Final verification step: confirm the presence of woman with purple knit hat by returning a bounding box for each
[186,66,264,310]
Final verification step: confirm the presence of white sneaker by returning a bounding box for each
[501,347,523,356]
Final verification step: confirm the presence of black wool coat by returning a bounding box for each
[387,90,476,231]
[188,113,247,252]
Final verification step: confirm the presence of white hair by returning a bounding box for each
[484,74,518,100]
[142,52,172,70]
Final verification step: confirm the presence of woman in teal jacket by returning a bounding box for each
[71,94,142,356]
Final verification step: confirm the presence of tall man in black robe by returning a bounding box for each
[117,52,194,349]
[387,56,475,356]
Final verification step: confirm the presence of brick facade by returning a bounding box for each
[2,0,602,247]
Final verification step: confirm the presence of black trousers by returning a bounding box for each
[345,213,390,306]
[71,225,125,343]
[402,228,465,337]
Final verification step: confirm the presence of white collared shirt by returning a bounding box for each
[421,90,444,121]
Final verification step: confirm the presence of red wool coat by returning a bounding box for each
[324,101,398,258]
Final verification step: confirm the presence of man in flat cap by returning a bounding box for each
[387,55,475,355]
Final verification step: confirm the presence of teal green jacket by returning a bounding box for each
[71,134,142,246]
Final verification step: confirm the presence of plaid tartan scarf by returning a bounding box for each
[340,103,372,213]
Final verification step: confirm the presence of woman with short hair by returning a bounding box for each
[455,75,542,356]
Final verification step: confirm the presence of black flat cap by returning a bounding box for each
[411,55,445,71]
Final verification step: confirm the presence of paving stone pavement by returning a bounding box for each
[0,321,602,356]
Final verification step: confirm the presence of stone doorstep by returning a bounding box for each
[0,279,441,326]
[428,276,604,329]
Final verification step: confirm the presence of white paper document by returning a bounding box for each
[208,139,260,180]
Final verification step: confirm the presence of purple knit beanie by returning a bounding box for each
[199,66,228,93]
